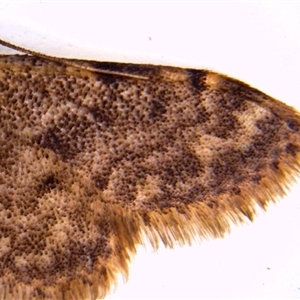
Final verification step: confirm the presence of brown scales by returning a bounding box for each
[0,40,300,300]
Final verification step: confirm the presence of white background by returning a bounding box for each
[0,2,300,299]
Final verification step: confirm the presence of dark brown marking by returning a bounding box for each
[0,46,299,300]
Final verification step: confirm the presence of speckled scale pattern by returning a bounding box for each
[0,54,300,299]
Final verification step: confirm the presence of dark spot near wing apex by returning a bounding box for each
[187,69,207,92]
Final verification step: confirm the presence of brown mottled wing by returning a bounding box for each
[0,55,300,299]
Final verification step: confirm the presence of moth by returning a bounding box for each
[0,38,299,300]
